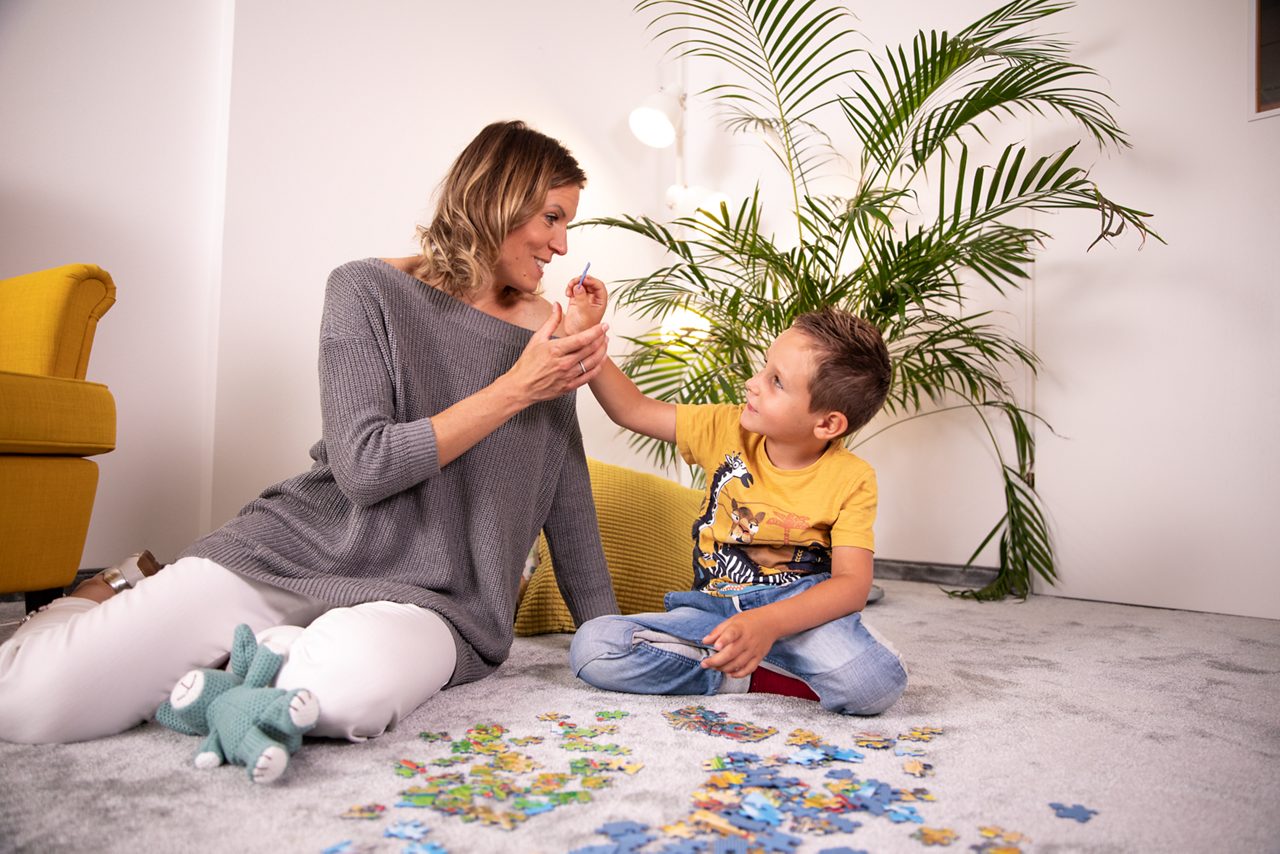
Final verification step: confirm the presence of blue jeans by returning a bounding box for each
[569,574,907,715]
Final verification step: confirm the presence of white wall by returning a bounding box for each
[669,0,1280,618]
[0,0,232,565]
[209,0,674,525]
[1030,0,1280,617]
[5,1,1277,619]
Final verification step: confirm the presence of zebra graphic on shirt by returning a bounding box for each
[691,453,752,586]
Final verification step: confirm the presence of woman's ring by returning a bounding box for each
[578,361,587,375]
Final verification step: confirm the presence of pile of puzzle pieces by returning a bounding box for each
[325,706,1095,852]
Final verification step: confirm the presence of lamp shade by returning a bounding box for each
[629,91,681,149]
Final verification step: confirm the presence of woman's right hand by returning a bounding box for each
[506,303,609,403]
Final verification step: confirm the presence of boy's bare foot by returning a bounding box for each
[69,551,163,603]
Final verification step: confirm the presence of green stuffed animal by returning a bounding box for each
[154,623,319,784]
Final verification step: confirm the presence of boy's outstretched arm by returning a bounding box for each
[700,546,874,679]
[558,271,675,444]
[590,358,677,444]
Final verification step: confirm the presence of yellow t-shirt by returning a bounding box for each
[675,403,878,596]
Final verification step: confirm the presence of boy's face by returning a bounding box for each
[740,327,824,442]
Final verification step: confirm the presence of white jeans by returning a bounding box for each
[0,557,457,744]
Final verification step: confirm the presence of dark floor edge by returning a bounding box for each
[874,558,997,588]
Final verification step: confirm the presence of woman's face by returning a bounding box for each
[493,184,581,294]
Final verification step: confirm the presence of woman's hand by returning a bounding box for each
[562,274,608,337]
[506,303,609,403]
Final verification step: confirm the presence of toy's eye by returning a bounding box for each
[169,669,207,709]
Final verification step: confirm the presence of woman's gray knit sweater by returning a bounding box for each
[183,258,618,687]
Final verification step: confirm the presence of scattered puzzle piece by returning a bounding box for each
[911,826,958,846]
[1049,802,1097,823]
[664,706,778,742]
[339,803,386,820]
[596,710,630,721]
[903,759,934,778]
[384,819,431,841]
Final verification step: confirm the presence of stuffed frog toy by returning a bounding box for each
[154,623,319,784]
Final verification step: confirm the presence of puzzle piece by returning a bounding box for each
[596,710,630,721]
[384,819,431,841]
[902,759,934,778]
[1049,802,1097,823]
[786,728,822,746]
[339,803,386,820]
[402,843,447,854]
[972,824,1030,852]
[664,705,778,742]
[852,732,895,750]
[899,726,943,743]
[321,841,378,854]
[912,826,958,846]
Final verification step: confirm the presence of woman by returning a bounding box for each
[0,120,618,745]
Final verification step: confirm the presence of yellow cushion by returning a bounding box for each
[0,370,116,455]
[0,456,99,594]
[0,263,115,379]
[514,458,703,635]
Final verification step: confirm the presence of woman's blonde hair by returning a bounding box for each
[415,121,586,297]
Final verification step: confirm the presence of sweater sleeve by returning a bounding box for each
[542,427,619,625]
[318,268,441,507]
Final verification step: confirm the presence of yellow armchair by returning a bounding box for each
[0,264,116,612]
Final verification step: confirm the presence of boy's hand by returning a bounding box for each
[700,610,780,679]
[562,274,608,336]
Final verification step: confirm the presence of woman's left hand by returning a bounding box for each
[562,274,608,337]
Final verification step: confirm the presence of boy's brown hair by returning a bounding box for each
[791,307,891,437]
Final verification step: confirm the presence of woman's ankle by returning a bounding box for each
[67,551,163,603]
[68,574,114,603]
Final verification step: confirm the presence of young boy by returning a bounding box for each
[567,299,907,715]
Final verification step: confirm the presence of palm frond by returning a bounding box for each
[635,0,861,199]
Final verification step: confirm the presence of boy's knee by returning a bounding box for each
[569,616,638,690]
[824,650,908,716]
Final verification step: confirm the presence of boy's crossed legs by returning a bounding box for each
[570,577,906,716]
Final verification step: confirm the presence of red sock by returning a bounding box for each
[749,667,819,701]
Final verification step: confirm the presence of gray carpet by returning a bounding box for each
[1,579,1277,853]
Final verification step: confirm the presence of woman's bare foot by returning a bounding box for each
[69,551,163,603]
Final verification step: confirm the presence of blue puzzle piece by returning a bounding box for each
[713,838,749,854]
[727,813,770,833]
[885,804,923,824]
[384,819,431,841]
[403,844,447,854]
[825,768,856,780]
[658,841,708,854]
[599,821,651,839]
[817,848,870,854]
[614,832,656,853]
[787,747,828,766]
[1050,802,1098,823]
[754,830,803,852]
[569,846,620,854]
[741,791,783,826]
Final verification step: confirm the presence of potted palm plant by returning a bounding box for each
[581,0,1158,599]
